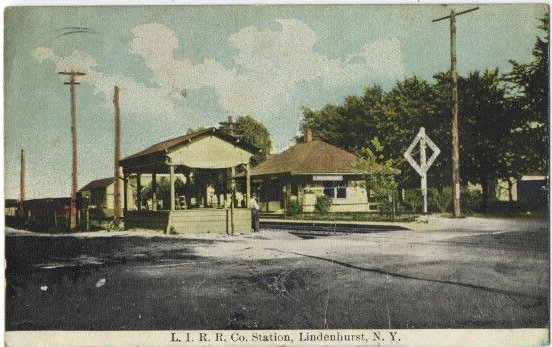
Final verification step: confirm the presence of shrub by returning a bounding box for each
[462,188,482,214]
[314,195,332,214]
[403,189,421,213]
[429,187,452,213]
[395,202,405,216]
[378,200,393,216]
[286,200,302,216]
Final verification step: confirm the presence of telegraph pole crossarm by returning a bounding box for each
[431,7,479,22]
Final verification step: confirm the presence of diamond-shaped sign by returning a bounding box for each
[424,134,441,170]
[403,127,440,214]
[403,127,440,175]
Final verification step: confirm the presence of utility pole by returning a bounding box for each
[59,70,85,230]
[219,116,237,234]
[113,86,122,227]
[19,149,25,219]
[432,7,479,217]
[228,116,236,235]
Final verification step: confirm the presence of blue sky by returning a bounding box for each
[4,4,547,199]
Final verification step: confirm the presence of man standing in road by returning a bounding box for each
[251,193,260,232]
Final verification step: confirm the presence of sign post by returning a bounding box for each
[404,127,441,214]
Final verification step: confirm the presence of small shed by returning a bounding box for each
[119,127,257,233]
[79,177,125,227]
[80,177,118,209]
[496,170,548,206]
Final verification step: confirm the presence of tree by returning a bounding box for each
[297,24,549,213]
[355,137,398,200]
[458,69,511,211]
[504,15,549,173]
[223,116,272,167]
[301,79,449,191]
[300,104,346,145]
[300,86,385,152]
[381,76,444,189]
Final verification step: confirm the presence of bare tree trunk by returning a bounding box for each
[507,179,514,212]
[481,177,488,213]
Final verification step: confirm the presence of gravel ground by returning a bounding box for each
[5,221,549,330]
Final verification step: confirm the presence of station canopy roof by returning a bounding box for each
[120,127,259,171]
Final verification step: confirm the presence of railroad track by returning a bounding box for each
[260,221,408,235]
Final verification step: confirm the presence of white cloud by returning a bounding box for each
[32,48,97,75]
[32,47,183,120]
[128,20,406,117]
[88,72,181,121]
[32,47,55,62]
[32,20,406,148]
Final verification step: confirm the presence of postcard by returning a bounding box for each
[3,3,549,347]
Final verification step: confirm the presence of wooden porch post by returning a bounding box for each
[223,169,228,207]
[245,163,251,208]
[185,170,192,208]
[284,177,291,218]
[152,173,157,211]
[202,170,208,207]
[262,178,267,212]
[230,165,235,234]
[136,173,142,211]
[169,164,175,211]
[123,174,128,213]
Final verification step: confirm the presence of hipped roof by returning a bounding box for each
[250,140,399,176]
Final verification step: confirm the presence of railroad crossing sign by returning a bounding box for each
[403,127,441,214]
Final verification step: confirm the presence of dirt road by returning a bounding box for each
[5,224,549,330]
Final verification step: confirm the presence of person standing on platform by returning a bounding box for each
[251,193,260,232]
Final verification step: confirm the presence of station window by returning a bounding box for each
[336,181,347,198]
[323,181,334,198]
[323,181,347,199]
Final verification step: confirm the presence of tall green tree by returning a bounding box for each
[300,86,385,152]
[232,116,272,167]
[298,19,548,213]
[457,69,511,210]
[381,76,445,188]
[504,14,549,173]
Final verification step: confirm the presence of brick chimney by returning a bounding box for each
[304,128,312,143]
